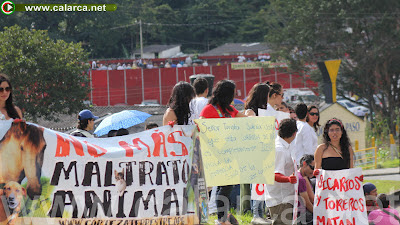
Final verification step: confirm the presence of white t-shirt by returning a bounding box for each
[266,103,276,113]
[265,136,296,207]
[295,121,317,163]
[189,97,209,125]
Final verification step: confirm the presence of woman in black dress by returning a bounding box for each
[314,118,354,171]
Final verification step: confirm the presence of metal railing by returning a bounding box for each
[354,140,378,169]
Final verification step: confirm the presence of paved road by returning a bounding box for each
[365,174,400,181]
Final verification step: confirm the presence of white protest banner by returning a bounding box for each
[314,168,368,225]
[0,120,199,225]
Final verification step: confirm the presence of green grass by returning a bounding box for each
[207,210,253,225]
[364,180,400,194]
[377,158,400,169]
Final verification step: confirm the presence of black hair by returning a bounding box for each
[77,117,92,130]
[377,193,389,209]
[209,80,236,115]
[306,105,321,132]
[300,154,314,166]
[193,77,208,95]
[0,74,20,119]
[244,83,270,116]
[145,122,159,130]
[281,102,288,108]
[117,128,129,136]
[278,118,298,139]
[167,81,195,125]
[295,103,308,120]
[265,81,282,98]
[108,130,118,137]
[323,118,351,167]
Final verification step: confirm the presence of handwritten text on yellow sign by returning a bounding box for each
[195,117,276,186]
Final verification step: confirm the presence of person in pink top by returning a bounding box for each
[368,193,400,225]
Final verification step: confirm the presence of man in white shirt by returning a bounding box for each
[189,77,209,125]
[294,103,317,164]
[265,118,298,225]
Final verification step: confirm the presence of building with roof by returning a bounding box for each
[201,42,271,56]
[132,44,181,59]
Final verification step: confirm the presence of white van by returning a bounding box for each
[284,88,319,104]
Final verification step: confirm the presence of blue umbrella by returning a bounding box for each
[233,98,245,104]
[94,110,151,136]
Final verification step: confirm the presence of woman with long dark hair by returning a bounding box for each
[0,74,22,119]
[244,83,270,116]
[265,81,283,112]
[306,105,320,132]
[314,118,354,171]
[163,81,195,125]
[200,80,246,225]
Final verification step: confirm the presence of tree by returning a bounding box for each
[0,25,90,121]
[265,0,400,134]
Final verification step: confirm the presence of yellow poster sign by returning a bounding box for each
[231,61,271,70]
[195,117,275,186]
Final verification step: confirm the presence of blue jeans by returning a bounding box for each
[252,199,265,218]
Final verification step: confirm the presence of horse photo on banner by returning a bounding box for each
[314,168,367,225]
[0,120,201,225]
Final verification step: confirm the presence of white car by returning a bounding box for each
[337,100,370,116]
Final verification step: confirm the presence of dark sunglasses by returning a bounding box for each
[309,112,319,116]
[308,164,314,170]
[0,87,11,92]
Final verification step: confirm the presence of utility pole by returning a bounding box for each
[139,19,143,59]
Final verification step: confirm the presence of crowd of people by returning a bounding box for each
[92,55,213,71]
[91,53,272,71]
[159,78,398,225]
[1,72,398,225]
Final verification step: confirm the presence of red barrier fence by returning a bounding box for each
[90,65,318,106]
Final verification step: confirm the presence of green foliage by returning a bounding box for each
[0,25,90,121]
[1,1,273,58]
[265,0,400,134]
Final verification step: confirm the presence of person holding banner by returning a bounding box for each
[265,81,284,112]
[265,118,298,225]
[314,118,355,172]
[199,79,246,225]
[0,74,23,120]
[163,81,195,126]
[244,83,272,225]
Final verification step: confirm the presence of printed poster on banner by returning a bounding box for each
[0,120,203,225]
[195,117,276,187]
[314,168,368,225]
